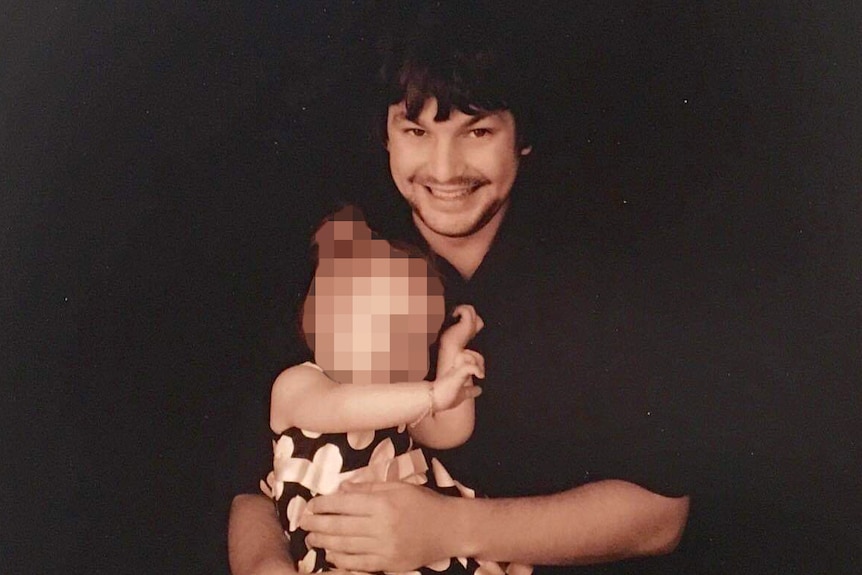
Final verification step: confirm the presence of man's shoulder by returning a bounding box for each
[499,223,630,293]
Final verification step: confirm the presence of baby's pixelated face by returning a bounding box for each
[303,217,445,384]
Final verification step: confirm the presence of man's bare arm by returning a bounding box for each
[228,494,297,575]
[453,480,689,565]
[301,480,689,572]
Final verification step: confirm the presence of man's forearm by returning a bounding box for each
[448,480,689,565]
[228,494,297,575]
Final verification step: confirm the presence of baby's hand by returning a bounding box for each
[439,304,484,352]
[431,349,485,412]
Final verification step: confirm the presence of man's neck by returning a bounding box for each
[416,204,508,281]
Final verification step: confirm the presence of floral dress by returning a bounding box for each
[261,364,531,575]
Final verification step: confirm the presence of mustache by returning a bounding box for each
[411,175,489,188]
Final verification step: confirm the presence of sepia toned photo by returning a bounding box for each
[3,2,860,574]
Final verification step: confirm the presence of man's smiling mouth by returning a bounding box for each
[416,178,489,200]
[425,185,475,199]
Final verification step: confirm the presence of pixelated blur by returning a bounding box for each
[302,206,445,384]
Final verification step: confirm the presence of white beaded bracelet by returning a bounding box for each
[409,382,435,428]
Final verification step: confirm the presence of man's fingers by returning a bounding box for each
[463,385,483,399]
[326,551,383,573]
[307,533,373,555]
[305,492,375,516]
[339,480,404,493]
[300,512,370,535]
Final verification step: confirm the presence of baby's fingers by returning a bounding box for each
[451,304,476,324]
[460,349,485,373]
[473,310,485,333]
[453,362,485,380]
[454,350,485,378]
[456,305,484,335]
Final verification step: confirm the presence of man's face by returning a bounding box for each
[386,98,531,242]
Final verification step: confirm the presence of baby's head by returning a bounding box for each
[302,205,445,384]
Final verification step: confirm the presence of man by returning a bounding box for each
[230,11,690,575]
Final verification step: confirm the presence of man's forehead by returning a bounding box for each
[388,100,507,125]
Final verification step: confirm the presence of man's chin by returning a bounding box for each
[415,213,483,239]
[415,202,506,240]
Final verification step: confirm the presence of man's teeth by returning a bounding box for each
[427,186,472,198]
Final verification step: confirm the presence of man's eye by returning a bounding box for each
[469,128,492,138]
[406,128,426,137]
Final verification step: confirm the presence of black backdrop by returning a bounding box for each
[2,2,860,574]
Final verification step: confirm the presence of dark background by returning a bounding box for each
[2,2,860,573]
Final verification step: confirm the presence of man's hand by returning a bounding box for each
[300,481,453,572]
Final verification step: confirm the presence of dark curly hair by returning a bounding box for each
[374,5,536,152]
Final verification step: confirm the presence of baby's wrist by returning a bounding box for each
[409,382,435,427]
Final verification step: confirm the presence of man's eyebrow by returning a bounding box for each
[463,111,499,126]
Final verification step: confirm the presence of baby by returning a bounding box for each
[261,206,528,575]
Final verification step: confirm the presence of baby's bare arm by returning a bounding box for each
[409,306,485,449]
[409,351,484,449]
[270,364,478,435]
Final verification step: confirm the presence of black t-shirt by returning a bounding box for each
[424,205,693,575]
[426,212,690,502]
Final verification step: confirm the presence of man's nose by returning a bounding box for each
[427,137,463,183]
